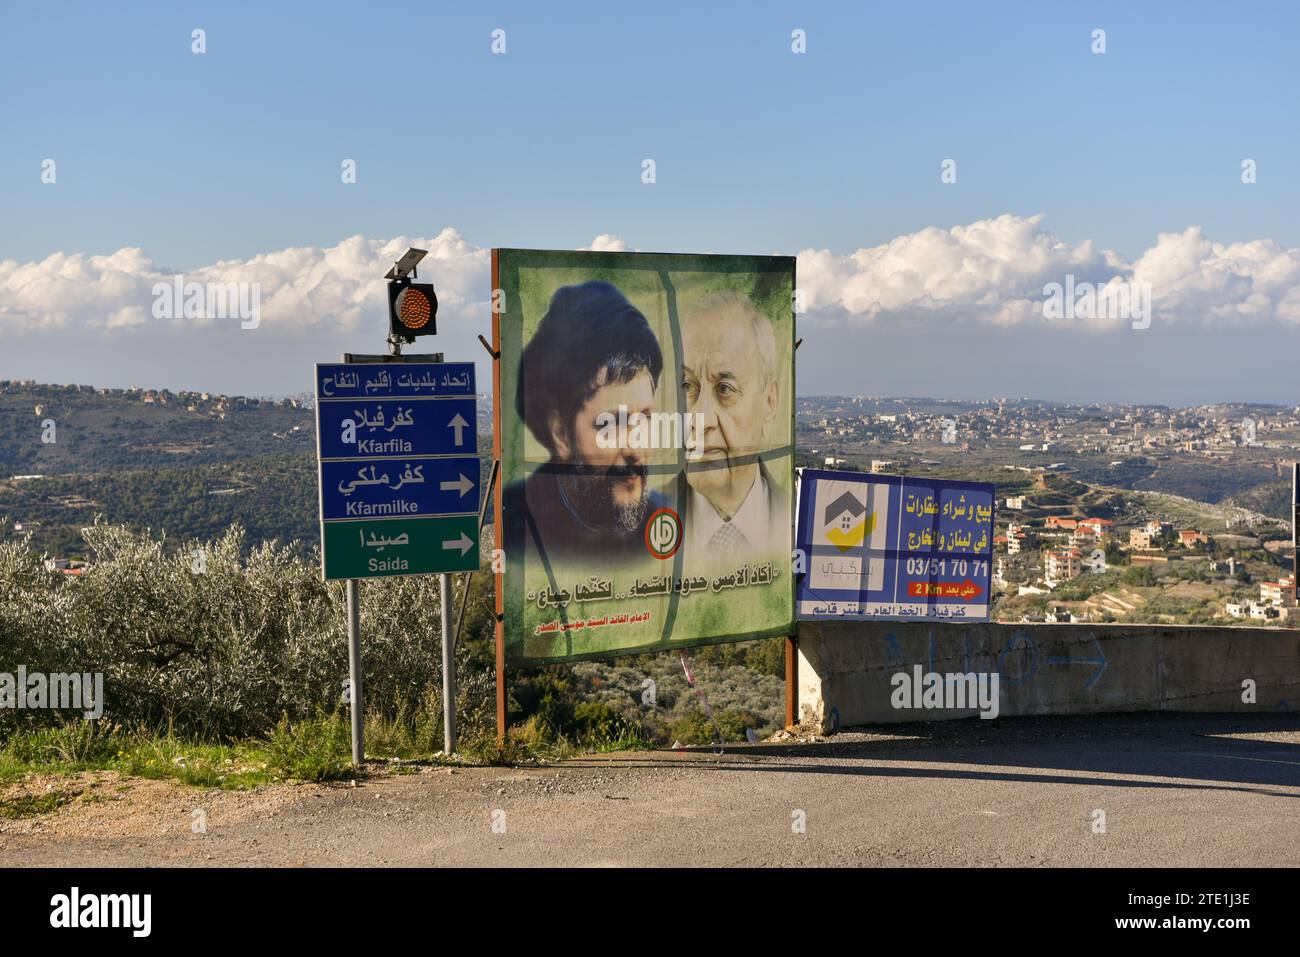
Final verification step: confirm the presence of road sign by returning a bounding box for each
[316,361,481,580]
[316,362,475,398]
[316,398,478,457]
[322,514,480,579]
[796,469,995,621]
[319,456,480,520]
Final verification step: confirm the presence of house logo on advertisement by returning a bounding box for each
[645,507,682,559]
[823,490,873,552]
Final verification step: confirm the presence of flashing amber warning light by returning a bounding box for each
[388,281,438,339]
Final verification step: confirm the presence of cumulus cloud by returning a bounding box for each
[2,220,1295,337]
[796,214,1300,330]
[1130,227,1300,326]
[579,234,631,252]
[0,230,491,335]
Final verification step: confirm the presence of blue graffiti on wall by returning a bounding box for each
[1043,637,1108,688]
[996,630,1039,685]
[877,628,1107,690]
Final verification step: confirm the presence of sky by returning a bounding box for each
[1,1,1297,404]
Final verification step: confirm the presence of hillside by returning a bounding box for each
[0,381,315,475]
[0,448,497,561]
[0,452,319,559]
[1226,480,1291,521]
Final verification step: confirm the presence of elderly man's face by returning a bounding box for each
[681,312,778,509]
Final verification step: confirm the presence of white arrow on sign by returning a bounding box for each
[442,531,474,555]
[439,473,475,497]
[448,413,469,446]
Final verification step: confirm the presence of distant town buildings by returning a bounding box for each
[1005,522,1035,555]
[1260,578,1294,606]
[1077,518,1114,539]
[1225,576,1293,621]
[1044,548,1082,585]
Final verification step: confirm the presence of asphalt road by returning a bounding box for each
[3,713,1298,867]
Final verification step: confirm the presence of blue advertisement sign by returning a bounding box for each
[796,469,995,621]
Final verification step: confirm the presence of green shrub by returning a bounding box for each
[266,713,352,782]
[0,521,497,747]
[1123,565,1157,587]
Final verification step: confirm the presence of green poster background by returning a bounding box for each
[497,249,795,663]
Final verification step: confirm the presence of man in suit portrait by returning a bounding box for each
[503,280,667,567]
[679,290,788,568]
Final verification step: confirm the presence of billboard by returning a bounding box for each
[796,469,995,621]
[495,249,795,663]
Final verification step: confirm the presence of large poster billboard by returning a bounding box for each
[796,469,995,621]
[495,249,795,663]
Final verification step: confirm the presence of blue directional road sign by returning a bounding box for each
[319,456,480,520]
[315,361,481,580]
[316,398,477,458]
[316,362,476,399]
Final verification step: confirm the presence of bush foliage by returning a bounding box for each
[0,522,495,743]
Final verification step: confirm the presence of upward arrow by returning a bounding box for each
[448,413,469,446]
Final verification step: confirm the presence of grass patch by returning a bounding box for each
[0,713,362,792]
[265,714,353,783]
[0,701,658,801]
[0,791,70,819]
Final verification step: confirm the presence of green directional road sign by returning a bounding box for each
[321,514,479,580]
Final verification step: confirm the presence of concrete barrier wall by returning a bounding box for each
[794,621,1300,731]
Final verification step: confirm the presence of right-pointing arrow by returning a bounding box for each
[1044,637,1107,689]
[439,473,474,497]
[441,531,473,555]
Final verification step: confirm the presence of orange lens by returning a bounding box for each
[398,288,430,329]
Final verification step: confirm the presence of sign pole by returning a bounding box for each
[317,247,480,766]
[343,345,365,768]
[491,250,507,743]
[346,577,364,764]
[441,572,456,754]
[784,635,797,728]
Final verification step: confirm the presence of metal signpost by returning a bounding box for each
[316,361,480,581]
[315,286,481,762]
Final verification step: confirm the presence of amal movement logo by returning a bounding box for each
[645,507,682,559]
[823,490,875,552]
